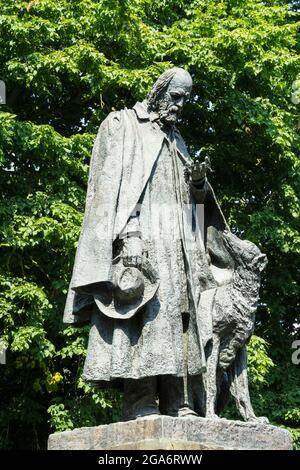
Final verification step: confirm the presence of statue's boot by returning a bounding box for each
[123,376,159,421]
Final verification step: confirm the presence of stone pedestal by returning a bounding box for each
[48,416,292,450]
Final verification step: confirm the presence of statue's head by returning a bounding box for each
[147,67,192,125]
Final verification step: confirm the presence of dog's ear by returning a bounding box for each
[208,228,235,269]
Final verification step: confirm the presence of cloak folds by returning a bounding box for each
[63,102,229,381]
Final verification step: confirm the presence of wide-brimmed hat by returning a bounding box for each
[94,257,159,320]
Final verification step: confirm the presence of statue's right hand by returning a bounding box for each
[122,236,143,268]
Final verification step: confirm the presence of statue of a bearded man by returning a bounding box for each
[64,68,230,420]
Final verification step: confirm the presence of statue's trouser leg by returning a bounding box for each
[158,375,197,417]
[123,376,159,421]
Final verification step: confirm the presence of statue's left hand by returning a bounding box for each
[122,236,143,268]
[191,156,211,183]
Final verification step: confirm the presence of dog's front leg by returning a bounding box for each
[204,333,220,419]
[229,345,269,423]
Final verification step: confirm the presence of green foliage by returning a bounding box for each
[0,0,299,448]
[247,335,275,386]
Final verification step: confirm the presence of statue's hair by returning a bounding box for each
[146,67,191,111]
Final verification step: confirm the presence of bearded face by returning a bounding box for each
[157,73,192,126]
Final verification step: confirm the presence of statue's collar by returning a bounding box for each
[133,101,190,165]
[133,100,159,122]
[133,101,181,137]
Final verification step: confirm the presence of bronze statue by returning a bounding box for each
[64,68,267,422]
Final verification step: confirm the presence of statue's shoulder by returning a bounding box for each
[97,109,125,139]
[100,108,136,135]
[102,109,121,127]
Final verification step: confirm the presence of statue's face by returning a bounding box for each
[158,72,192,125]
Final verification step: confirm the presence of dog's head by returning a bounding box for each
[222,230,267,273]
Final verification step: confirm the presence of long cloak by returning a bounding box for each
[63,101,229,383]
